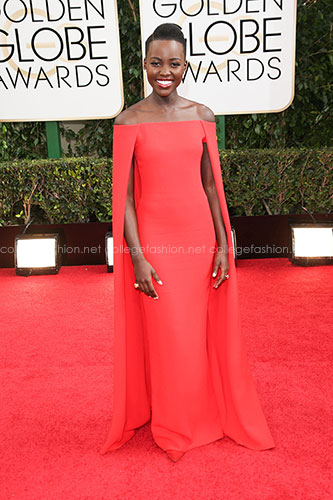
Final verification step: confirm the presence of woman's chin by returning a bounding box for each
[151,85,178,97]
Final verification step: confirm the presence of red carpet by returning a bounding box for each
[0,259,332,500]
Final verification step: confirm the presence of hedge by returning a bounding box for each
[0,157,112,226]
[0,148,332,226]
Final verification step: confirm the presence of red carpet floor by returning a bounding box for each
[0,259,332,500]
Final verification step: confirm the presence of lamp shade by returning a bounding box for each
[289,222,333,266]
[105,231,114,273]
[15,233,61,276]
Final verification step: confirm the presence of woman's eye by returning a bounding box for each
[151,62,160,66]
[171,63,180,67]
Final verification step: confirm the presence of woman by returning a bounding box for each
[100,23,275,462]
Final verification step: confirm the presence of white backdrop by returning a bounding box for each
[139,0,297,114]
[0,0,123,121]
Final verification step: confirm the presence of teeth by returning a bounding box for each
[156,80,173,87]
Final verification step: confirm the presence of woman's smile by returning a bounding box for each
[156,79,174,89]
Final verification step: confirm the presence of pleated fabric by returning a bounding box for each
[100,120,275,455]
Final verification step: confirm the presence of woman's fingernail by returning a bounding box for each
[158,280,163,285]
[153,296,159,300]
[212,272,216,277]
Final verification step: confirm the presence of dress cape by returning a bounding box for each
[100,120,275,454]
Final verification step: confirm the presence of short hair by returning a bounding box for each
[145,23,186,58]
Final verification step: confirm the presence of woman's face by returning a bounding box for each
[144,39,187,97]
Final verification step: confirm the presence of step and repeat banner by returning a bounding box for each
[0,0,297,120]
[139,0,297,114]
[0,0,123,121]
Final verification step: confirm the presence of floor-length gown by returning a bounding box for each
[100,120,275,456]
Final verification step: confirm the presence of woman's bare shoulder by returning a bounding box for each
[196,103,215,122]
[114,101,149,125]
[114,108,138,125]
[179,98,215,122]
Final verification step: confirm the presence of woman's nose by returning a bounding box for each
[159,65,171,76]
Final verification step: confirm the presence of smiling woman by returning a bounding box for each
[144,23,186,94]
[100,23,275,463]
[144,39,186,93]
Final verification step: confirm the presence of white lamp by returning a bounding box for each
[15,233,61,276]
[289,223,333,265]
[231,225,237,264]
[105,231,114,272]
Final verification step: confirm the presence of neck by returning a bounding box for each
[149,89,180,111]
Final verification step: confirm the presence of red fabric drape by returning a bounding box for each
[100,121,275,454]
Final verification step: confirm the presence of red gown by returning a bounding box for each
[100,120,275,455]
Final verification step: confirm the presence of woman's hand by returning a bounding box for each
[212,249,229,288]
[133,257,163,299]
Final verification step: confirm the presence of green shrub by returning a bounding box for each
[221,148,333,216]
[0,158,112,226]
[0,149,331,226]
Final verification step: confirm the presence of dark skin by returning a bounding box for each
[115,39,229,299]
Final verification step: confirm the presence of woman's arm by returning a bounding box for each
[197,104,229,253]
[124,160,145,264]
[124,159,162,298]
[201,143,228,253]
[200,143,230,287]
